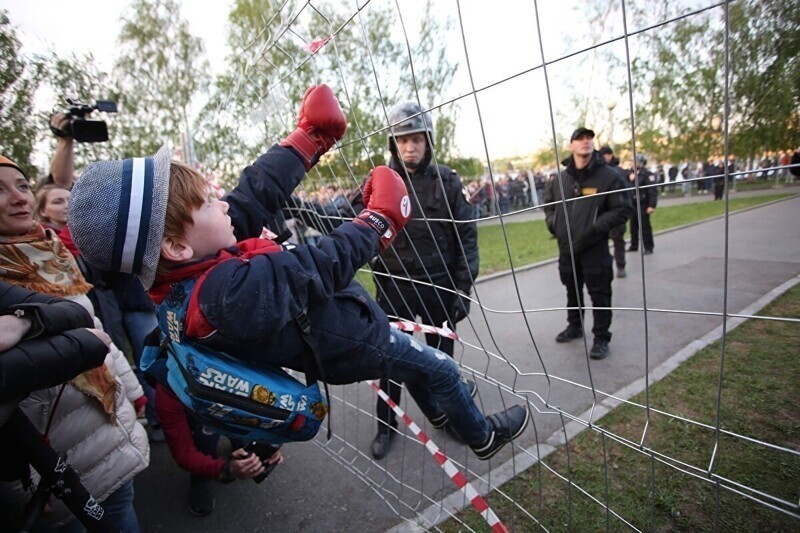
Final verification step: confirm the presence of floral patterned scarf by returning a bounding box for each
[0,223,118,421]
[0,223,92,296]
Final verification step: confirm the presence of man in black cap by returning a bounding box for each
[599,146,630,278]
[544,128,632,360]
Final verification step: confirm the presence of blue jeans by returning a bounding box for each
[56,479,140,533]
[379,330,490,445]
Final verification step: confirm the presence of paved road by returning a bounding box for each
[135,194,800,532]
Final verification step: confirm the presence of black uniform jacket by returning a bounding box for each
[544,152,632,255]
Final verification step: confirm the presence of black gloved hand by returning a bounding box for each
[570,227,597,256]
[450,289,472,324]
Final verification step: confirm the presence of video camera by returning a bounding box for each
[52,97,118,143]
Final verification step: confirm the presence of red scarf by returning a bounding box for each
[57,224,80,257]
[148,238,283,304]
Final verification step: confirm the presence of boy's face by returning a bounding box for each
[183,196,236,259]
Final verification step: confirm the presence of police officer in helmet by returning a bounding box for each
[364,102,480,459]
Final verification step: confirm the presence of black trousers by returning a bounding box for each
[558,240,614,342]
[630,207,654,251]
[609,224,626,269]
[374,277,457,432]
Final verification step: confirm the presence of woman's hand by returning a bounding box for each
[0,314,32,352]
[86,328,112,348]
[265,449,284,465]
[227,448,266,480]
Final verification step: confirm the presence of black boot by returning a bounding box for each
[370,430,394,459]
[590,339,610,360]
[556,324,583,343]
[471,405,529,460]
[189,475,215,517]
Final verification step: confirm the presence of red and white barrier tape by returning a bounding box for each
[389,320,459,341]
[368,381,508,533]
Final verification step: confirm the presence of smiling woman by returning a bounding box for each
[0,157,36,237]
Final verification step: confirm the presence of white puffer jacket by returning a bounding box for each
[4,295,150,526]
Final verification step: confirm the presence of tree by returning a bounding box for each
[195,0,459,189]
[629,3,726,163]
[728,0,800,160]
[401,0,459,162]
[194,0,313,188]
[114,0,209,158]
[449,156,484,180]
[629,0,799,165]
[0,11,45,177]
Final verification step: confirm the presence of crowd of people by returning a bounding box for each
[463,147,799,219]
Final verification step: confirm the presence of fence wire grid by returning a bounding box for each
[195,0,799,531]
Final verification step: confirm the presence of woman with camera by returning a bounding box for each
[0,155,149,532]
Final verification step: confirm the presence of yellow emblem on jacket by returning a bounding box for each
[581,187,598,195]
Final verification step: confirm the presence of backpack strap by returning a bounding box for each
[294,310,331,440]
[274,227,333,439]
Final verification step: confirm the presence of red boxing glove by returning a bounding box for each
[354,166,411,252]
[279,84,347,171]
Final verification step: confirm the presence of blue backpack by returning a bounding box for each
[141,277,329,444]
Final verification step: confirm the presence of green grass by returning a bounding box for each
[440,285,800,532]
[478,193,796,275]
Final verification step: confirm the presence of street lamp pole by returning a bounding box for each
[606,99,618,148]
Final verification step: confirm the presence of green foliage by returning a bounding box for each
[631,6,725,162]
[631,0,800,163]
[195,0,459,189]
[114,0,209,158]
[0,11,45,177]
[193,0,310,187]
[449,156,485,180]
[728,0,800,158]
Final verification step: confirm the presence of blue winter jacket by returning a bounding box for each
[165,145,390,385]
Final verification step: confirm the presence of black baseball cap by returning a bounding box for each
[598,145,613,156]
[570,127,595,142]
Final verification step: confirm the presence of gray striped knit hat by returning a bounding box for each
[68,145,171,290]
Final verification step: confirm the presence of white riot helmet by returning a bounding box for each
[387,101,435,150]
